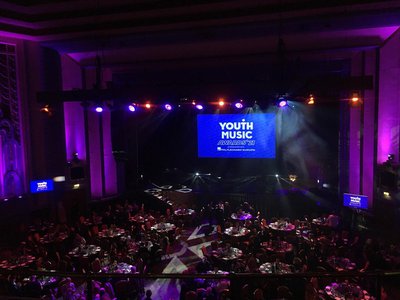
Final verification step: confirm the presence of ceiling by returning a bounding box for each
[2,0,400,100]
[0,0,399,68]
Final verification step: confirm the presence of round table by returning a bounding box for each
[102,262,137,274]
[0,255,36,270]
[326,256,356,272]
[151,222,176,233]
[211,247,243,261]
[224,227,250,238]
[68,245,101,258]
[259,262,292,274]
[174,208,195,216]
[231,212,252,221]
[40,232,68,244]
[98,227,125,239]
[269,222,296,232]
[324,282,374,300]
[262,241,293,253]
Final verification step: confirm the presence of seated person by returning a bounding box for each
[325,213,339,228]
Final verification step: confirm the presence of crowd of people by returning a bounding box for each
[0,197,399,299]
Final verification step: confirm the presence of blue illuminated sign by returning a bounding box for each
[343,193,368,209]
[30,179,54,193]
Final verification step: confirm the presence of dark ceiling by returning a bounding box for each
[2,0,400,98]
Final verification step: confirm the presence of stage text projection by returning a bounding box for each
[197,114,275,158]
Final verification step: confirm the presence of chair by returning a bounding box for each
[219,289,230,300]
[201,245,209,259]
[114,280,130,300]
[277,285,293,299]
[216,225,223,240]
[241,284,250,299]
[91,258,101,273]
[185,290,197,300]
[103,282,115,299]
[253,288,264,300]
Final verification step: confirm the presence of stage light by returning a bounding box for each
[164,104,172,111]
[383,191,390,199]
[40,104,52,115]
[278,99,287,107]
[218,98,225,107]
[275,174,279,178]
[307,95,315,105]
[145,103,151,109]
[192,100,196,105]
[73,184,80,190]
[289,174,297,182]
[195,104,204,110]
[350,91,361,104]
[53,176,66,182]
[234,101,244,109]
[95,106,103,113]
[128,104,136,112]
[195,172,200,176]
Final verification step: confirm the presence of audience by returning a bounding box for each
[0,198,399,299]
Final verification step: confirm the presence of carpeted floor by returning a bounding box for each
[144,223,218,299]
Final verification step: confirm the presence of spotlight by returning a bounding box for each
[195,172,200,176]
[278,99,287,107]
[307,95,315,105]
[289,174,297,182]
[195,104,204,110]
[350,91,361,104]
[95,106,103,113]
[218,98,225,107]
[128,104,136,112]
[275,174,279,178]
[234,101,244,109]
[164,104,172,111]
[145,103,151,109]
[53,176,66,182]
[40,104,53,116]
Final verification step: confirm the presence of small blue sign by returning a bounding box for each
[30,179,54,193]
[343,193,368,209]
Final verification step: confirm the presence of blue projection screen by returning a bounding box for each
[197,113,276,158]
[343,193,368,210]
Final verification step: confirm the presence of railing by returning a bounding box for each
[0,269,399,300]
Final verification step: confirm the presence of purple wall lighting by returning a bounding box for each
[0,43,24,199]
[64,102,86,162]
[102,109,117,195]
[88,109,102,198]
[362,51,377,206]
[378,30,400,164]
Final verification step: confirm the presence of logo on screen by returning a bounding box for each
[197,114,276,158]
[343,193,368,210]
[30,179,54,194]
